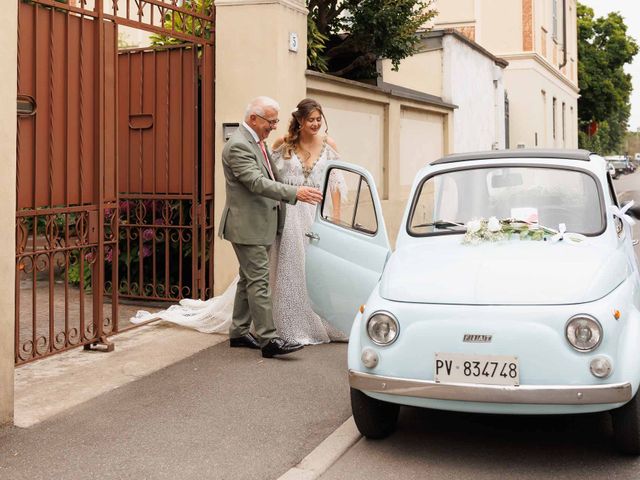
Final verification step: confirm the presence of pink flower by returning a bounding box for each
[105,246,113,263]
[142,228,154,241]
[84,251,96,263]
[119,201,131,212]
[142,245,152,258]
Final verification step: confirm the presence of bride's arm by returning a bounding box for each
[326,138,343,221]
[331,189,341,221]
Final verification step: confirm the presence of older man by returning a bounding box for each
[218,96,323,358]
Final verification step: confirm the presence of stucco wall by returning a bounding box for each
[477,0,523,53]
[442,34,505,152]
[399,108,445,188]
[433,0,475,24]
[0,0,17,426]
[381,49,443,96]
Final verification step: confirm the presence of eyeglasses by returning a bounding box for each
[255,113,280,127]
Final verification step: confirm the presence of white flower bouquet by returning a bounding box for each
[462,217,556,244]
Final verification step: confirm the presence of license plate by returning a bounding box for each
[434,353,519,386]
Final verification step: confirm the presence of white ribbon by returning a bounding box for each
[549,223,567,243]
[549,223,587,245]
[610,201,636,226]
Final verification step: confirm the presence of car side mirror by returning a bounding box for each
[618,192,640,219]
[627,202,640,219]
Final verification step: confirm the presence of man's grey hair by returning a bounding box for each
[244,96,280,120]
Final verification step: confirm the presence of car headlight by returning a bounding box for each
[565,314,602,352]
[366,311,399,345]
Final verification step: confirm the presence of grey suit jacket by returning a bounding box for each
[218,125,298,245]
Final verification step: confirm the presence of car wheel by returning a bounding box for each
[611,391,640,455]
[350,388,400,439]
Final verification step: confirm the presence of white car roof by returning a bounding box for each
[419,149,604,177]
[431,149,592,165]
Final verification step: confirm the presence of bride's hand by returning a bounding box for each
[296,186,323,204]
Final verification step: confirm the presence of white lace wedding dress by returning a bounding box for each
[131,141,348,344]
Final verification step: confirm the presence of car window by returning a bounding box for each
[321,167,378,235]
[408,166,604,236]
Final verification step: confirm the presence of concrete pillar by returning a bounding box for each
[0,1,17,426]
[213,0,308,294]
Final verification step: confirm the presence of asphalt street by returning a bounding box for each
[0,341,351,480]
[322,407,639,480]
[319,170,640,480]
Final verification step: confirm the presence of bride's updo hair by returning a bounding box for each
[281,98,328,159]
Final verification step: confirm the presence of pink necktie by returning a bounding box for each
[258,141,275,179]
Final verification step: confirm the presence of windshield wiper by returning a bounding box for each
[413,220,465,230]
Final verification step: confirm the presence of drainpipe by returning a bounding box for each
[559,0,568,68]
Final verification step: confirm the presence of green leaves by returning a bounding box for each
[307,0,437,79]
[307,16,330,72]
[578,3,637,154]
[149,0,213,46]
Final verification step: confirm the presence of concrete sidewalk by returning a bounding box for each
[2,322,353,480]
[14,321,228,428]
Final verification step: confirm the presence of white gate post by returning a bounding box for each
[0,1,17,426]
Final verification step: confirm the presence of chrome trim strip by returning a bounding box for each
[349,370,632,405]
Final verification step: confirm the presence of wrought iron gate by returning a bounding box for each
[117,44,215,302]
[16,0,215,364]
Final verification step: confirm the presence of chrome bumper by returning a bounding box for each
[349,370,633,405]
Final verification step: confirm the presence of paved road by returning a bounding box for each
[320,170,640,480]
[322,407,640,480]
[0,341,351,480]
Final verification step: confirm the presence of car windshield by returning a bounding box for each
[408,166,604,236]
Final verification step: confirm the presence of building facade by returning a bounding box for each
[433,0,580,149]
[382,30,508,154]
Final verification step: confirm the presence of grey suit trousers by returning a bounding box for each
[230,243,278,346]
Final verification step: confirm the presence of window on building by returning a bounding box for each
[570,106,575,148]
[562,102,566,142]
[542,90,548,145]
[504,92,510,149]
[552,0,558,40]
[552,97,557,140]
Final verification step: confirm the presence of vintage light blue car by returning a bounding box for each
[306,149,640,454]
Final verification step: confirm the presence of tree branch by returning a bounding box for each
[329,52,377,77]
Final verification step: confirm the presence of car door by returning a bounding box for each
[305,161,391,335]
[608,175,640,269]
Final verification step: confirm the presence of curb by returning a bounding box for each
[277,417,361,480]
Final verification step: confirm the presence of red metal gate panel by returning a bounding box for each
[118,47,197,196]
[16,0,215,364]
[117,45,214,301]
[16,2,118,364]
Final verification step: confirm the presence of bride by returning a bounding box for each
[132,98,348,344]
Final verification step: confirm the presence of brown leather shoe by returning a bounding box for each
[229,333,260,349]
[261,338,303,358]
